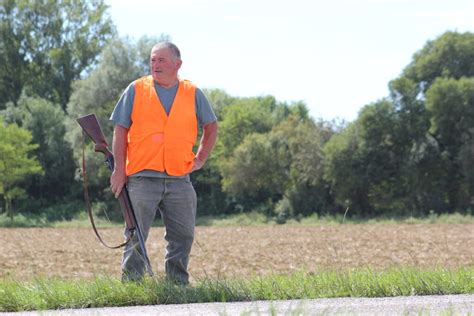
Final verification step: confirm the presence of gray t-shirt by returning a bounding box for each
[110,80,217,178]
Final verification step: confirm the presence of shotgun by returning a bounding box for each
[77,113,153,277]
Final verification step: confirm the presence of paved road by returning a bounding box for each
[4,294,473,315]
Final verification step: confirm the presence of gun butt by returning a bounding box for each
[77,114,109,146]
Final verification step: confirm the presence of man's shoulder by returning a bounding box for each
[134,75,153,86]
[181,79,197,90]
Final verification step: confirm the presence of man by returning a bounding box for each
[109,42,218,284]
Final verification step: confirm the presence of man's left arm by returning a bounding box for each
[192,121,218,172]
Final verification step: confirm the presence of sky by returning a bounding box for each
[104,0,474,122]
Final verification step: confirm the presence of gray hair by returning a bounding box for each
[152,42,181,60]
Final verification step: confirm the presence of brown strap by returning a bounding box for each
[81,131,133,249]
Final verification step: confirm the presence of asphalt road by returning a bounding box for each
[4,294,473,315]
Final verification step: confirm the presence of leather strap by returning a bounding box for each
[81,131,133,249]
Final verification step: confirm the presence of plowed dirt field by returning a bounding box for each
[1,224,473,281]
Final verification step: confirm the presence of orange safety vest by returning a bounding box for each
[126,76,197,176]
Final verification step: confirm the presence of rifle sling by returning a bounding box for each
[81,131,133,249]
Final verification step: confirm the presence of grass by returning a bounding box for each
[0,211,117,229]
[0,267,472,312]
[196,211,272,226]
[1,210,473,228]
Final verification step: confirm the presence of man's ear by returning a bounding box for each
[176,59,183,69]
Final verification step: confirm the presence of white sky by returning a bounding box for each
[104,0,474,121]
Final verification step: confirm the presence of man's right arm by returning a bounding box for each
[110,125,129,198]
[110,82,135,198]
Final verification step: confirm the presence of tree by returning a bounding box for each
[221,132,287,203]
[0,122,43,219]
[426,77,474,211]
[390,31,474,101]
[198,95,293,214]
[0,0,26,109]
[388,31,474,213]
[324,121,372,216]
[324,96,450,217]
[0,0,116,110]
[214,96,278,161]
[221,114,332,216]
[2,95,76,207]
[272,116,333,217]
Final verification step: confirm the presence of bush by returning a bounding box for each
[40,200,84,222]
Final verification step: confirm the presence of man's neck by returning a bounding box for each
[155,78,179,88]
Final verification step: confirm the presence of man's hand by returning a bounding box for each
[110,169,127,198]
[191,121,218,173]
[191,156,205,172]
[111,125,129,198]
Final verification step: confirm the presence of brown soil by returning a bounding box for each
[1,224,472,281]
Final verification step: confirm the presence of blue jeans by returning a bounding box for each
[122,176,197,284]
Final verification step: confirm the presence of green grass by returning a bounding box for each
[0,211,118,228]
[293,211,474,225]
[1,211,473,228]
[1,267,472,312]
[196,211,474,226]
[196,211,272,226]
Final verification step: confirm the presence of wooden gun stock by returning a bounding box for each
[76,114,111,158]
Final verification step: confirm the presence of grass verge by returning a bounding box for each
[2,211,473,228]
[1,267,472,312]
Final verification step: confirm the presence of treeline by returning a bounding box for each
[1,1,473,221]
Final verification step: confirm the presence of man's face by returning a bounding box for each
[150,47,182,84]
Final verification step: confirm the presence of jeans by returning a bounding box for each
[121,176,197,284]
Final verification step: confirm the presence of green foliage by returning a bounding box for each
[197,93,311,215]
[324,98,449,216]
[2,95,77,210]
[275,118,333,216]
[0,200,83,227]
[221,114,333,216]
[0,122,43,219]
[388,31,474,214]
[221,133,285,199]
[323,122,368,214]
[401,31,474,95]
[426,77,474,149]
[214,96,277,160]
[324,30,474,217]
[0,0,116,110]
[426,77,474,211]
